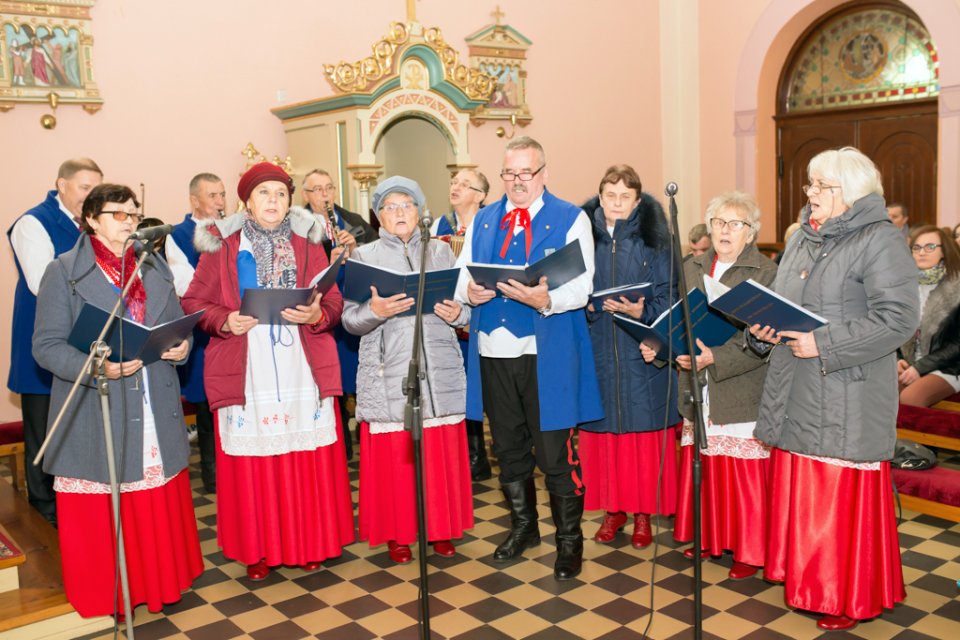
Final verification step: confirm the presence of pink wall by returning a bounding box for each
[0,0,662,420]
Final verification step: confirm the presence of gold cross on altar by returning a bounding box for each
[491,5,505,25]
[406,0,417,21]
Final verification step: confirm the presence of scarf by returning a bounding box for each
[243,214,297,289]
[918,262,946,286]
[90,235,146,322]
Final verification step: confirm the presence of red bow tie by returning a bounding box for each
[500,208,531,259]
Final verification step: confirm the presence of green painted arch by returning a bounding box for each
[398,44,487,111]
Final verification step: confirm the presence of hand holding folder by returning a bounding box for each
[238,251,345,324]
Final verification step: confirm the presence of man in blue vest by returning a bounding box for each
[8,157,103,526]
[456,137,602,580]
[165,172,225,493]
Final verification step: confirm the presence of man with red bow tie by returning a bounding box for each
[456,136,601,580]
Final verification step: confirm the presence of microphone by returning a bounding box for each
[419,211,434,231]
[665,182,679,197]
[129,224,173,243]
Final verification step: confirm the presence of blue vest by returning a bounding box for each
[7,191,82,394]
[170,213,208,402]
[465,190,603,431]
[435,213,457,236]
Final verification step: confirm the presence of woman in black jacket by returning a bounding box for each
[580,165,678,549]
[899,224,960,406]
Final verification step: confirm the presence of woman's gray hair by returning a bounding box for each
[807,146,883,207]
[704,191,761,240]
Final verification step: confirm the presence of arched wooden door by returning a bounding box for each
[776,2,939,237]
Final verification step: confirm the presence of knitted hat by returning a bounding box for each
[237,162,295,203]
[371,176,426,220]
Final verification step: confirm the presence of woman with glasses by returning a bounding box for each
[750,147,918,632]
[641,191,777,580]
[343,176,473,564]
[32,184,203,618]
[897,225,960,406]
[580,165,679,550]
[182,162,354,581]
[431,169,493,480]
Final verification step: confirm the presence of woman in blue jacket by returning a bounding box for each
[580,165,679,549]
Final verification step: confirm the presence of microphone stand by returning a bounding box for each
[401,219,433,640]
[664,182,705,640]
[34,241,155,640]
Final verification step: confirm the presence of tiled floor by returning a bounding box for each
[55,438,960,639]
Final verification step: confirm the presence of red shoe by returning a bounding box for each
[728,561,758,580]
[302,561,321,571]
[387,540,413,564]
[631,513,652,549]
[432,540,456,557]
[817,615,858,631]
[593,511,628,543]
[246,560,270,581]
[682,547,711,560]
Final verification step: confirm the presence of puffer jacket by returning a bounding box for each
[580,193,679,433]
[679,243,777,424]
[900,275,960,376]
[754,193,919,462]
[342,229,469,423]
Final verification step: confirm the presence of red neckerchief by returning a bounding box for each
[500,208,531,258]
[91,235,146,322]
[708,253,719,278]
[809,218,822,232]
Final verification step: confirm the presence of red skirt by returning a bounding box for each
[56,470,203,618]
[674,444,769,567]
[214,407,355,567]
[358,420,474,547]
[765,448,906,619]
[579,427,678,515]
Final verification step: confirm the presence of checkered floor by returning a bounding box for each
[55,435,960,640]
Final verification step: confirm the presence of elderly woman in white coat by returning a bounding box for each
[343,176,473,564]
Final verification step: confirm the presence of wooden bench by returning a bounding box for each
[0,421,25,497]
[894,395,960,522]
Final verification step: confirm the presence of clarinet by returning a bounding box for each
[325,202,339,248]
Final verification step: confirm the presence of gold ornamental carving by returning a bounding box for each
[323,22,410,94]
[323,22,494,102]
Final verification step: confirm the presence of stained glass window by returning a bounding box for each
[783,5,938,113]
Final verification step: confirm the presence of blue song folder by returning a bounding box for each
[68,304,204,364]
[708,278,827,335]
[238,251,345,325]
[466,239,586,295]
[590,282,653,307]
[341,261,461,317]
[613,287,737,358]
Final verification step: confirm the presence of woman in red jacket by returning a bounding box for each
[182,163,354,581]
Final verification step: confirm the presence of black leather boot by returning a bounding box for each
[466,419,492,481]
[549,492,584,581]
[196,403,217,494]
[340,395,354,460]
[492,477,541,562]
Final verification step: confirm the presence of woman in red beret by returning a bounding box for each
[182,162,354,580]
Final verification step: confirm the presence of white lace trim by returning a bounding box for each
[793,451,881,470]
[369,414,466,434]
[55,464,172,494]
[681,420,771,459]
[218,324,337,457]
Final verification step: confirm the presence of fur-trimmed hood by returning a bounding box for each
[581,192,671,251]
[192,206,325,253]
[902,274,960,364]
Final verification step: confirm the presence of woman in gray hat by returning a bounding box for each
[342,176,473,564]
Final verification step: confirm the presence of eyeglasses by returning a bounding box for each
[911,243,942,254]
[380,202,417,214]
[802,182,842,196]
[450,179,485,194]
[500,165,545,182]
[98,210,144,223]
[709,218,751,232]
[303,185,336,194]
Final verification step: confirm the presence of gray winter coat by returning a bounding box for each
[33,234,191,483]
[341,230,469,423]
[754,193,919,462]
